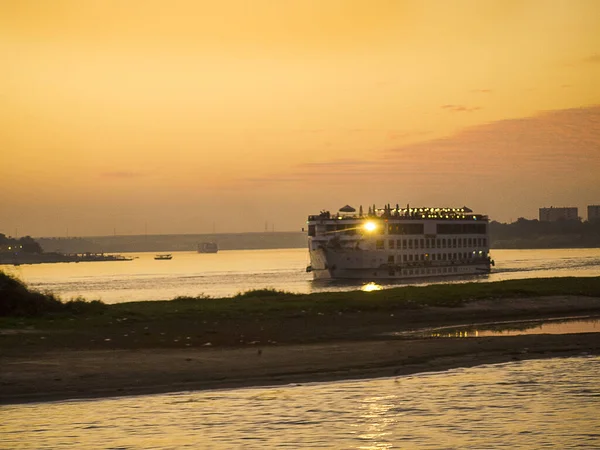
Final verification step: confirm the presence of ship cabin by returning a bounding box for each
[307,205,491,267]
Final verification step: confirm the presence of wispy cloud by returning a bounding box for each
[582,54,600,64]
[236,105,600,221]
[100,171,144,179]
[441,104,482,112]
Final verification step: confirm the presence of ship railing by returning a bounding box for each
[308,213,488,222]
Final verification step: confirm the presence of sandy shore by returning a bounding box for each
[2,295,600,405]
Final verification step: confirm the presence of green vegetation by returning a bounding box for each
[2,269,599,323]
[0,271,106,317]
[2,273,599,351]
[0,233,44,254]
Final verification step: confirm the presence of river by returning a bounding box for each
[2,248,600,448]
[1,356,599,449]
[1,248,599,303]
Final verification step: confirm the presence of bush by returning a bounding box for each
[0,271,106,316]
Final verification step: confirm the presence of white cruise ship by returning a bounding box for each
[306,204,494,280]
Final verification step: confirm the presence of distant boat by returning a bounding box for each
[154,254,173,260]
[198,242,218,253]
[70,252,133,262]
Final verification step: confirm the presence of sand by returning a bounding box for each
[2,295,600,405]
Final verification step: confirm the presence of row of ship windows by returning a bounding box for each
[376,237,487,250]
[389,266,468,276]
[385,252,485,263]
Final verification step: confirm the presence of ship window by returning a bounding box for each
[389,240,395,249]
[452,238,457,248]
[420,239,424,249]
[408,239,413,249]
[432,254,436,261]
[376,240,384,250]
[409,254,413,261]
[402,239,407,249]
[308,225,316,237]
[436,239,441,248]
[397,239,402,248]
[442,239,446,248]
[458,238,463,247]
[388,255,394,263]
[483,238,487,247]
[420,254,425,261]
[403,254,407,262]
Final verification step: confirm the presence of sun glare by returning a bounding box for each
[363,221,377,232]
[361,282,382,292]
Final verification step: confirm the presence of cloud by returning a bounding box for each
[100,171,143,179]
[237,105,600,223]
[441,104,482,112]
[387,130,432,140]
[583,54,600,64]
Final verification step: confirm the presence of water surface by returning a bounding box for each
[2,248,599,303]
[2,356,599,449]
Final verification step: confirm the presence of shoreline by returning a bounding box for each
[2,334,599,406]
[2,296,600,405]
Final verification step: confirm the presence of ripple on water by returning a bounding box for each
[1,356,600,449]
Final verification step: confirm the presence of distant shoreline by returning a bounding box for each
[32,226,600,254]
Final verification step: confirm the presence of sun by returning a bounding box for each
[363,221,377,232]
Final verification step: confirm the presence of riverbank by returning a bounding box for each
[2,277,600,404]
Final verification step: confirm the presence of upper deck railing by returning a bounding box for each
[309,206,488,222]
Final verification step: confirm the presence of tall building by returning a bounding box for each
[588,205,600,222]
[539,207,578,222]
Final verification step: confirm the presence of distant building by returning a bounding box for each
[539,207,578,222]
[588,205,600,222]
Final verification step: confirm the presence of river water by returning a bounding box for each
[2,248,600,448]
[1,356,599,449]
[2,248,600,303]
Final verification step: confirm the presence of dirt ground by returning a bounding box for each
[2,295,600,405]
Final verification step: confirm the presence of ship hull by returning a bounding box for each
[309,248,491,280]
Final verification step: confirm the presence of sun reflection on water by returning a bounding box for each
[361,282,383,292]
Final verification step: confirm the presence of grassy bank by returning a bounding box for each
[2,271,600,322]
[1,271,599,357]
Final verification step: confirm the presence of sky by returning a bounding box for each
[1,0,599,237]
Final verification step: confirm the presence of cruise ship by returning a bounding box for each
[306,204,494,280]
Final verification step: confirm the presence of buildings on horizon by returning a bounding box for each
[539,205,600,222]
[539,207,578,222]
[588,205,600,222]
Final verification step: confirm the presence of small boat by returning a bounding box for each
[154,254,173,260]
[198,242,218,253]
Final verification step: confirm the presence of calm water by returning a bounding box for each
[2,356,599,449]
[391,317,600,339]
[2,248,600,303]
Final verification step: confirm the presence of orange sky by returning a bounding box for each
[1,0,599,236]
